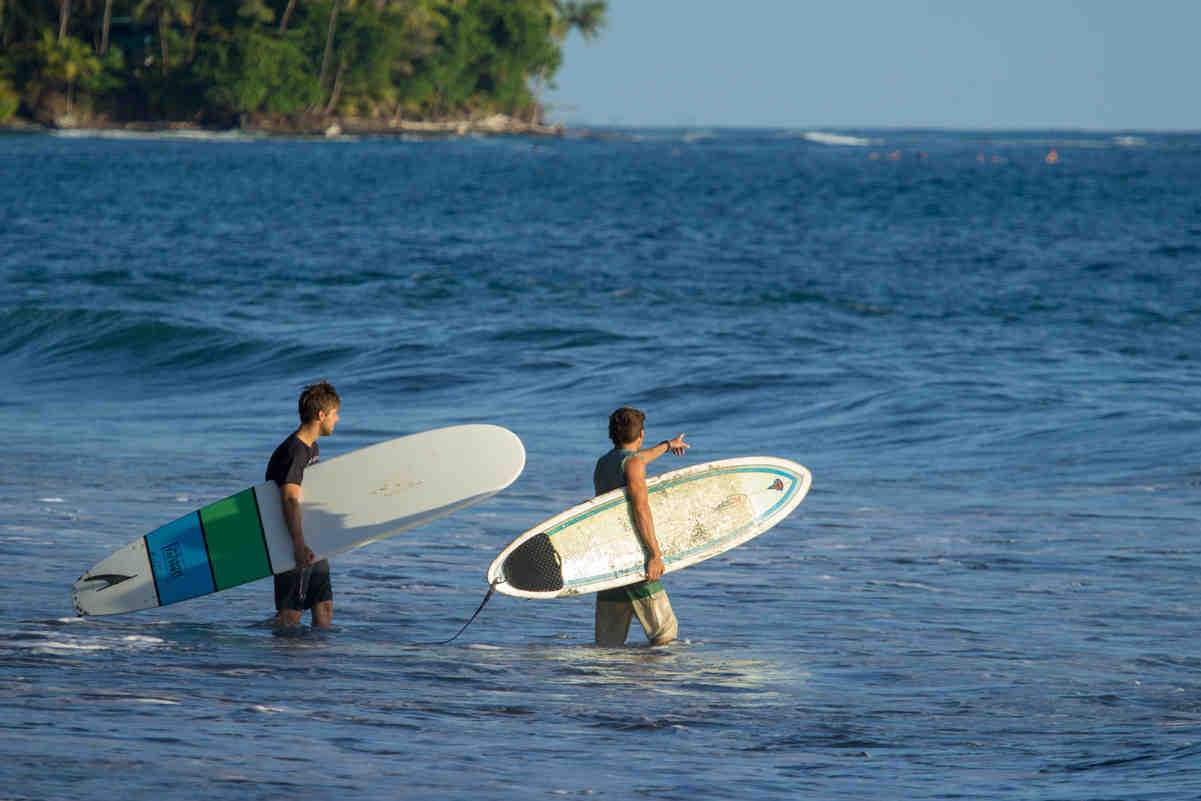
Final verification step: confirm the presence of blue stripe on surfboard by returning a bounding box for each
[146,512,217,605]
[548,466,802,590]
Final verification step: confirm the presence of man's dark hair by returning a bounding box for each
[608,406,646,446]
[299,380,340,423]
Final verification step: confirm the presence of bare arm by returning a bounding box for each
[279,482,315,569]
[638,432,689,466]
[624,456,665,581]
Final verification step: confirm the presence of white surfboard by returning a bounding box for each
[488,457,810,599]
[73,424,526,616]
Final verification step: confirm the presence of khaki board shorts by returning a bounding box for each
[595,586,678,646]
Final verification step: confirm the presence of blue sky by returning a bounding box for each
[542,1,1201,130]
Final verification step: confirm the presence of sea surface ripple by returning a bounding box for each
[3,127,1201,799]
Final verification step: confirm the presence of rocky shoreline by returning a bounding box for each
[0,111,566,139]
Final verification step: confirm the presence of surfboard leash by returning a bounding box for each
[434,578,504,645]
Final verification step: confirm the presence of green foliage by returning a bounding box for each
[236,0,274,26]
[37,31,102,85]
[196,27,319,113]
[403,1,486,116]
[473,0,561,110]
[321,5,411,113]
[91,48,129,95]
[0,0,606,123]
[552,1,607,41]
[0,79,18,120]
[35,31,104,109]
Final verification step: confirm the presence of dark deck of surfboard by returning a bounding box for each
[502,533,564,592]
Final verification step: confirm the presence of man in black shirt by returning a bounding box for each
[266,380,341,628]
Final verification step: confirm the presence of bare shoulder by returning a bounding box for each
[623,452,647,473]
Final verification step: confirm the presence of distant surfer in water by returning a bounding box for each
[266,380,341,628]
[593,407,689,647]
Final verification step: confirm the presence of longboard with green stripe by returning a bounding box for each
[73,424,525,616]
[488,457,811,599]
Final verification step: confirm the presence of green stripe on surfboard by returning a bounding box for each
[198,489,271,590]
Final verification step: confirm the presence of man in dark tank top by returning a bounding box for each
[592,406,689,646]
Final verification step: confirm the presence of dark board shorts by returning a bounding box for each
[274,559,332,611]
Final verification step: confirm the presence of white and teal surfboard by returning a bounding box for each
[73,424,526,616]
[488,457,811,599]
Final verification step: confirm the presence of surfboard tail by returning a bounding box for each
[497,532,564,593]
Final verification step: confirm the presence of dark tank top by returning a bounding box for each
[592,447,663,600]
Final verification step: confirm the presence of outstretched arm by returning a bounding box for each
[639,432,689,465]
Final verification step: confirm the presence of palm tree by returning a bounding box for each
[530,0,605,120]
[99,0,113,53]
[551,0,605,42]
[38,30,102,111]
[277,0,298,32]
[134,0,193,75]
[316,0,341,104]
[58,0,71,41]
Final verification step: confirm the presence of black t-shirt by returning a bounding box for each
[265,433,319,486]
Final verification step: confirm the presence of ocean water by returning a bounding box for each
[3,127,1201,800]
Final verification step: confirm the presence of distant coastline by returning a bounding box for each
[0,110,566,139]
[0,1,608,142]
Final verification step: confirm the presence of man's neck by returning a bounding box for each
[295,420,322,447]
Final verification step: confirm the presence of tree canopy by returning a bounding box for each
[0,0,607,126]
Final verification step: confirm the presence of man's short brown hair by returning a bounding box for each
[608,406,646,446]
[299,380,340,423]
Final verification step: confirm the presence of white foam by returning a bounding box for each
[51,128,259,143]
[867,579,943,592]
[35,641,108,651]
[803,131,873,147]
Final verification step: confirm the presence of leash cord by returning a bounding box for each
[434,578,503,645]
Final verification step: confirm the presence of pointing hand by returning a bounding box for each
[667,433,689,456]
